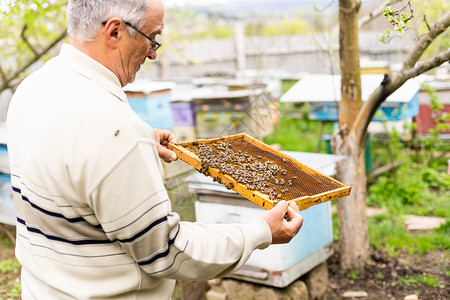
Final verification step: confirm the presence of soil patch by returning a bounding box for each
[325,243,449,299]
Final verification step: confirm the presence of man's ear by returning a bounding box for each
[102,17,124,48]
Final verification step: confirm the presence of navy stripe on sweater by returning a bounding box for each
[138,225,180,266]
[18,215,176,249]
[17,217,112,245]
[13,186,90,224]
[14,186,178,261]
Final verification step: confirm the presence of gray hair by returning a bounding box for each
[67,0,151,42]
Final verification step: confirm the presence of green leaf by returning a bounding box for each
[402,13,411,21]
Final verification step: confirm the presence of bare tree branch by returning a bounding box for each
[401,47,450,79]
[21,24,38,56]
[358,0,403,29]
[0,30,67,93]
[402,10,450,70]
[352,10,450,145]
[0,64,8,84]
[423,14,431,31]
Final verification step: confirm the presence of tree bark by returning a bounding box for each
[335,0,370,270]
[333,128,369,269]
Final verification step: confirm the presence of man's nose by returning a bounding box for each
[147,50,157,60]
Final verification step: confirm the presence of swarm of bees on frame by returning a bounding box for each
[190,141,293,201]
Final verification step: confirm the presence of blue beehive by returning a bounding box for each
[128,94,173,130]
[308,93,419,122]
[124,80,175,130]
[0,173,15,226]
[281,74,421,122]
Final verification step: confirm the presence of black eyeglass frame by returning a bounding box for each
[101,20,162,53]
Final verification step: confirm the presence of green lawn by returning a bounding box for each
[263,113,334,153]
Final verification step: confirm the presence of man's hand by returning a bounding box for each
[261,200,303,244]
[153,129,178,163]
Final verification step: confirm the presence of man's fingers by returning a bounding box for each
[261,200,303,244]
[285,206,296,219]
[157,144,177,163]
[289,201,300,213]
[153,129,178,163]
[273,200,289,216]
[286,206,303,234]
[154,129,177,145]
[281,202,299,221]
[285,205,301,222]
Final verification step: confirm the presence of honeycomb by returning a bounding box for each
[187,140,342,201]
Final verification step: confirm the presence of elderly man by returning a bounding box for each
[7,0,303,299]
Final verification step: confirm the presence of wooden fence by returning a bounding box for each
[0,31,413,123]
[137,31,412,80]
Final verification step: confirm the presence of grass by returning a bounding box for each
[332,207,449,257]
[345,269,360,280]
[263,112,334,153]
[6,281,21,299]
[368,214,449,256]
[0,234,14,248]
[0,258,20,274]
[397,274,440,288]
[2,277,21,300]
[0,243,21,299]
[374,273,385,280]
[366,163,450,218]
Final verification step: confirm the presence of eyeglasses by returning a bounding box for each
[101,21,162,53]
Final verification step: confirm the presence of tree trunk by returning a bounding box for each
[334,0,370,270]
[333,129,369,269]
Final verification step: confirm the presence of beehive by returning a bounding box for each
[168,133,350,210]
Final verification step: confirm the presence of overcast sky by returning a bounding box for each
[165,0,371,8]
[165,0,238,8]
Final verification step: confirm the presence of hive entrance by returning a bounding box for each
[187,140,341,201]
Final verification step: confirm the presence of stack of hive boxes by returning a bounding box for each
[193,88,279,140]
[170,100,196,143]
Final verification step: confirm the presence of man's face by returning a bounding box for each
[119,0,164,85]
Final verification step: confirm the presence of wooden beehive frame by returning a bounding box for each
[168,133,351,211]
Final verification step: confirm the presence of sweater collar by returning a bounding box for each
[55,44,127,102]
